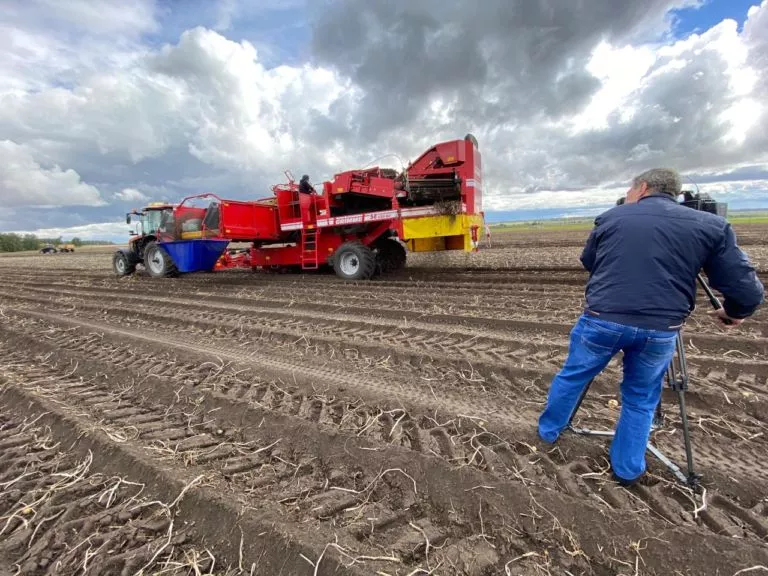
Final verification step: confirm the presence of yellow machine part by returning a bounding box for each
[401,214,484,252]
[179,229,221,240]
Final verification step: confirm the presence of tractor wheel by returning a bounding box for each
[113,251,136,277]
[375,238,407,274]
[143,241,178,278]
[333,241,376,281]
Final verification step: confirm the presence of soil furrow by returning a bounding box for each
[3,290,766,426]
[2,326,768,575]
[0,386,355,575]
[3,309,767,544]
[2,230,767,576]
[7,338,765,576]
[3,279,766,341]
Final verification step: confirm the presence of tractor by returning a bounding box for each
[113,202,180,277]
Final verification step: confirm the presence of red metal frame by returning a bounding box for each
[141,137,482,272]
[215,248,251,270]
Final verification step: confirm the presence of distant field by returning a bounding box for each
[0,244,116,257]
[490,211,768,233]
[489,219,594,232]
[730,214,768,224]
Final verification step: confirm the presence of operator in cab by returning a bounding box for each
[537,168,765,486]
[299,174,316,195]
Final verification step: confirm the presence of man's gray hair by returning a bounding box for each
[632,168,682,198]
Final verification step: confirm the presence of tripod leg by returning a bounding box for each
[566,377,594,429]
[652,362,674,430]
[673,333,699,486]
[677,389,696,480]
[652,398,663,429]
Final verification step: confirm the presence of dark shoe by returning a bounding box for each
[611,470,641,487]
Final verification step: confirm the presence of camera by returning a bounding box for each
[680,191,728,217]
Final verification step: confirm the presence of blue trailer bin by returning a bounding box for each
[159,240,230,273]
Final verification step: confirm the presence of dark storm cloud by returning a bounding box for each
[479,39,762,194]
[309,0,691,141]
[308,0,768,206]
[564,25,768,187]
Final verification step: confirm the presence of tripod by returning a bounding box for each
[566,274,727,490]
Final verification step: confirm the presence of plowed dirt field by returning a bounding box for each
[1,225,767,575]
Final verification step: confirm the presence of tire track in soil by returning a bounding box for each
[1,338,529,575]
[21,281,768,351]
[3,310,767,552]
[1,264,766,295]
[3,277,766,342]
[3,271,765,340]
[4,287,768,486]
[0,409,251,575]
[4,333,745,576]
[3,288,767,429]
[0,373,370,575]
[3,285,767,387]
[0,267,594,288]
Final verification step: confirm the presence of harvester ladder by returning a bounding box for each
[301,227,319,270]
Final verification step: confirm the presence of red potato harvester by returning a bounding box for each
[113,134,485,281]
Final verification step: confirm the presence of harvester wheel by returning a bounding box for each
[112,251,136,276]
[375,238,407,273]
[143,241,178,278]
[333,241,376,280]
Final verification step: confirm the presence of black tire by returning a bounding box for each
[113,251,136,276]
[143,241,178,278]
[375,238,407,274]
[333,241,376,280]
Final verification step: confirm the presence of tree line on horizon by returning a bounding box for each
[0,233,114,252]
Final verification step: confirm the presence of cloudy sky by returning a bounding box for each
[1,0,767,240]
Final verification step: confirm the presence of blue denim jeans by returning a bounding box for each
[538,314,677,481]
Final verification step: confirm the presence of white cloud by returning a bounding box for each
[214,0,238,31]
[569,41,657,132]
[8,221,127,242]
[0,1,157,96]
[10,0,158,37]
[696,179,768,197]
[0,140,104,208]
[0,27,349,178]
[569,16,762,139]
[115,188,150,202]
[484,186,628,211]
[483,179,768,212]
[148,27,348,172]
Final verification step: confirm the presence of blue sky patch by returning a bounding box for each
[670,0,759,36]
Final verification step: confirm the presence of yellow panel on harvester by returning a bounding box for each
[401,214,484,252]
[406,237,446,252]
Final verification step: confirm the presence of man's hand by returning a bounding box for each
[708,308,744,327]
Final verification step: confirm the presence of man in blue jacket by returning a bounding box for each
[537,168,765,485]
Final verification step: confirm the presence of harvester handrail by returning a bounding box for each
[173,192,227,241]
[176,192,225,208]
